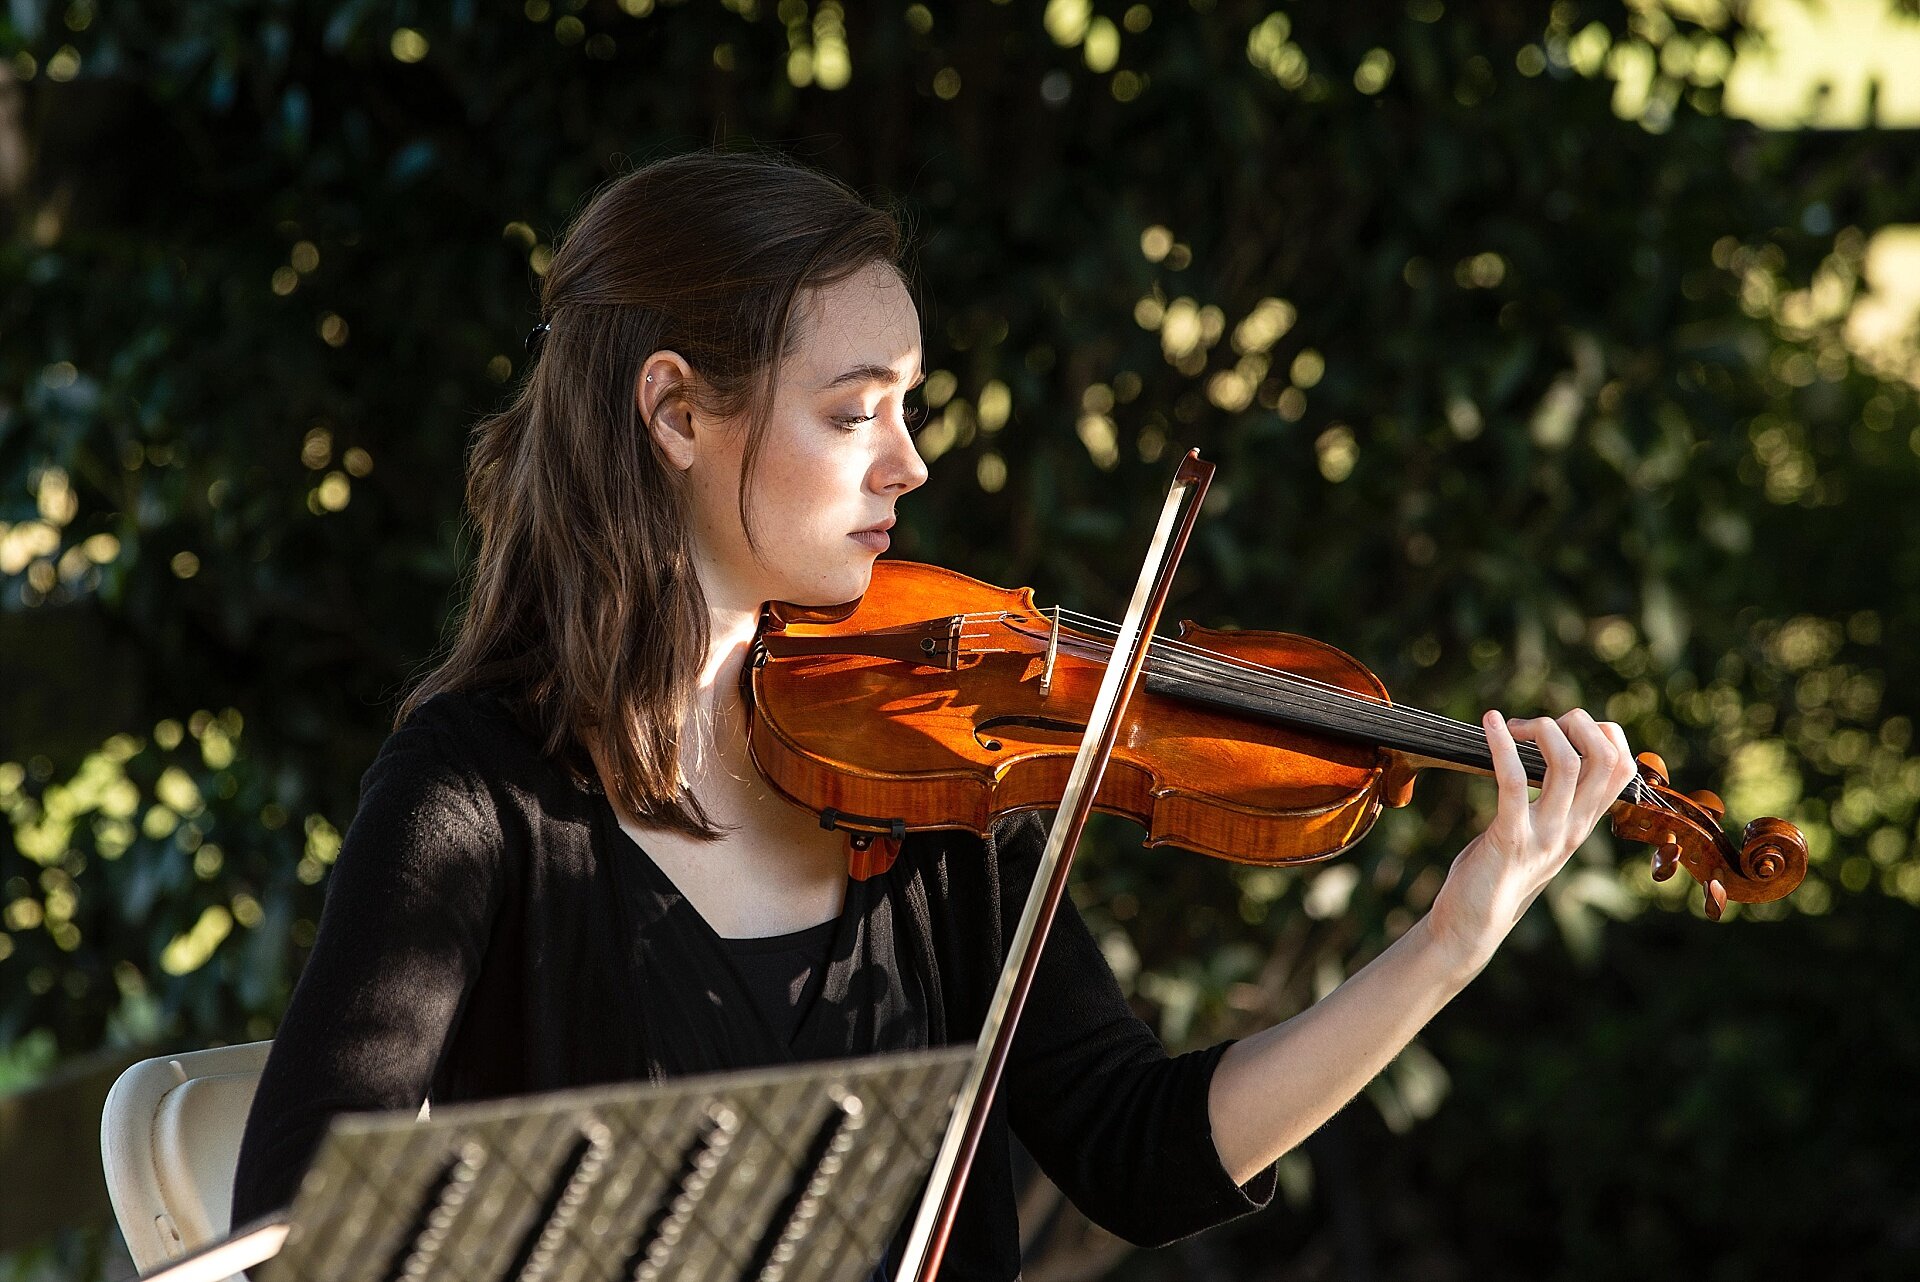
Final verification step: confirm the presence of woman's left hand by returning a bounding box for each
[1424,707,1639,975]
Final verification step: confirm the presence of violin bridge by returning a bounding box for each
[1040,606,1061,698]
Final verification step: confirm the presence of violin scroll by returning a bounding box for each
[1610,754,1808,921]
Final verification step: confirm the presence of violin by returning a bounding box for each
[746,562,1807,921]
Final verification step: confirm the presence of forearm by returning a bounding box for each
[1206,706,1639,1185]
[1206,913,1482,1184]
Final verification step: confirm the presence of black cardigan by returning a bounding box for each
[231,687,1276,1279]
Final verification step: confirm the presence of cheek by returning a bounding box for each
[753,430,868,529]
[689,448,749,546]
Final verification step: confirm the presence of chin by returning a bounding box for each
[775,558,874,609]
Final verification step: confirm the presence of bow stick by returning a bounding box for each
[894,449,1215,1282]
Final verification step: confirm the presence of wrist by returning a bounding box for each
[1410,912,1497,989]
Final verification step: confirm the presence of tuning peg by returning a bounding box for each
[1650,842,1681,882]
[1703,878,1728,921]
[1636,751,1669,783]
[1689,789,1725,818]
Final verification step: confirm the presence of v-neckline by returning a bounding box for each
[592,789,860,1054]
[593,789,851,940]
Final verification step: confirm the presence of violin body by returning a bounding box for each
[752,560,1422,867]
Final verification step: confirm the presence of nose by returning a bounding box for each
[874,414,930,496]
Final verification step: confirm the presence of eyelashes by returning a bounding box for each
[834,405,930,436]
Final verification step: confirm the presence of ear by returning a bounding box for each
[636,351,697,471]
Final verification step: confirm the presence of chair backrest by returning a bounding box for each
[100,1040,273,1273]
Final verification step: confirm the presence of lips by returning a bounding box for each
[850,516,894,552]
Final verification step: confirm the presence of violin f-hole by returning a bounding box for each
[972,714,1088,753]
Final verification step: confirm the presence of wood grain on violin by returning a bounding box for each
[747,560,1806,920]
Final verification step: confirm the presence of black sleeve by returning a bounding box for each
[230,710,508,1224]
[995,811,1278,1247]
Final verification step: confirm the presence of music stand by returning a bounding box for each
[145,1047,971,1282]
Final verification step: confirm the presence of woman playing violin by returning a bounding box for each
[233,148,1642,1280]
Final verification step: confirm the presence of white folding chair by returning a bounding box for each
[99,1041,272,1277]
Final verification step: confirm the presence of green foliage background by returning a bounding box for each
[3,0,1917,1277]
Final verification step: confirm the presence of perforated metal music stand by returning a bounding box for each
[171,1048,970,1282]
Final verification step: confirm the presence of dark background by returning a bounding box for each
[3,1,1917,1278]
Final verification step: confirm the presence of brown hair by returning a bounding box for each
[397,147,906,838]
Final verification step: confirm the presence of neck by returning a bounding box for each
[676,559,769,787]
[700,604,761,702]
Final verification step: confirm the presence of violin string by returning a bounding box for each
[956,611,1530,777]
[1056,610,1496,744]
[947,606,1672,815]
[1067,619,1677,818]
[1047,620,1544,770]
[938,605,1676,819]
[950,604,1523,754]
[1094,613,1679,818]
[1045,611,1677,816]
[1054,607,1535,748]
[949,604,1549,764]
[951,604,1511,766]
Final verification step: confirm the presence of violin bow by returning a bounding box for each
[894,449,1216,1282]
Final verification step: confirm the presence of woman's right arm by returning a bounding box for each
[230,713,507,1223]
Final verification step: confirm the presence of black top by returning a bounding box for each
[231,686,1277,1280]
[719,916,838,1047]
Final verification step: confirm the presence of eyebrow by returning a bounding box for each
[818,363,926,392]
